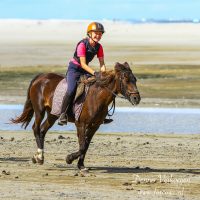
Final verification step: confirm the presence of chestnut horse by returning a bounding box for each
[11,62,140,170]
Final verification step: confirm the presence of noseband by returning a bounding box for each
[118,71,139,100]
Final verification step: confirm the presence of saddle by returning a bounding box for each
[51,75,95,121]
[74,75,96,102]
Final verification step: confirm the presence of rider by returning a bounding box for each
[58,22,109,125]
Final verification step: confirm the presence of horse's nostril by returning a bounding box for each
[132,95,140,103]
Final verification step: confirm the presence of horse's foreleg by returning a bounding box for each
[66,123,86,165]
[77,124,100,170]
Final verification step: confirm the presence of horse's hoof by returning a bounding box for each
[77,163,86,170]
[66,155,73,164]
[79,168,90,177]
[37,159,44,165]
[32,156,37,164]
[32,155,44,165]
[80,168,89,173]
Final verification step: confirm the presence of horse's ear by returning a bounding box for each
[123,62,130,69]
[114,62,122,72]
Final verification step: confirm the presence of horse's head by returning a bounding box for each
[115,62,141,105]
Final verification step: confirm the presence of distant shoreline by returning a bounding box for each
[0,18,200,24]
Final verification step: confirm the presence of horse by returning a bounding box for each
[11,62,141,170]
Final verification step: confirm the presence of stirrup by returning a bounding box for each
[58,113,68,126]
[103,118,113,124]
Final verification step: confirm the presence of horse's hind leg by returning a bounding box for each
[77,124,100,170]
[33,109,57,164]
[40,109,57,148]
[32,109,45,165]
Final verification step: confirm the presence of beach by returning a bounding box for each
[0,131,200,200]
[1,20,200,67]
[0,20,200,199]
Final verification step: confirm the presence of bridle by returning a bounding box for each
[105,70,140,117]
[105,71,139,100]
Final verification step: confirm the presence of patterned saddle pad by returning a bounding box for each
[51,78,89,121]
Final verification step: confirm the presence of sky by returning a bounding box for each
[0,0,200,20]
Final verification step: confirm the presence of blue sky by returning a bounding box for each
[0,0,199,20]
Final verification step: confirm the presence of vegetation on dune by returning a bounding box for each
[135,64,200,99]
[0,64,200,99]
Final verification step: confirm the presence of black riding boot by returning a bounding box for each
[58,93,72,126]
[103,118,113,124]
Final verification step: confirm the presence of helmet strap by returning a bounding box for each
[87,33,98,44]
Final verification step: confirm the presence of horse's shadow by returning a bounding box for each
[88,166,200,175]
[0,157,30,162]
[1,158,199,175]
[54,163,200,175]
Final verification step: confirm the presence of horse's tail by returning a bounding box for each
[10,73,43,129]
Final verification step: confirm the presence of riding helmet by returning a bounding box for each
[87,22,105,34]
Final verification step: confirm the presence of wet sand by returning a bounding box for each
[1,95,200,108]
[0,131,200,199]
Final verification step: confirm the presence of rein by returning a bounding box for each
[103,71,139,117]
[105,86,126,99]
[104,71,139,100]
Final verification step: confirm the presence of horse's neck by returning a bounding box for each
[99,77,117,106]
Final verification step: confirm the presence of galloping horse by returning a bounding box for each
[11,62,140,170]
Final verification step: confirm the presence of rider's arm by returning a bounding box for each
[99,57,106,72]
[97,44,106,72]
[80,57,95,75]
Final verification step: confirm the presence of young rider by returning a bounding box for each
[58,22,107,125]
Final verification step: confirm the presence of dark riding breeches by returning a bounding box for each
[66,62,90,96]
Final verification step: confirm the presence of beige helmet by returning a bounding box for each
[87,22,105,34]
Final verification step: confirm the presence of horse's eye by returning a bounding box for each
[124,73,129,80]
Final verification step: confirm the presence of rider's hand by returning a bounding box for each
[94,71,101,79]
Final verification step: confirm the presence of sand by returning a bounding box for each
[0,131,200,200]
[1,20,200,67]
[0,20,200,199]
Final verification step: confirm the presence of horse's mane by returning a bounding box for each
[95,70,115,87]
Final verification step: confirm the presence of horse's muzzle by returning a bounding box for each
[130,93,141,105]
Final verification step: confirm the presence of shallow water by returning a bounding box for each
[1,105,200,134]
